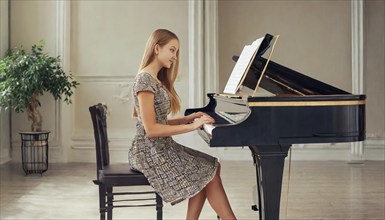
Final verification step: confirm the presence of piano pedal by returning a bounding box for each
[251,205,259,211]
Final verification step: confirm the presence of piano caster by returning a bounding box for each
[251,205,259,211]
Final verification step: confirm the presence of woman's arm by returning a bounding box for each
[167,112,206,125]
[138,91,214,138]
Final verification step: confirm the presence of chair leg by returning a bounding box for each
[98,184,106,220]
[156,193,163,220]
[106,187,113,220]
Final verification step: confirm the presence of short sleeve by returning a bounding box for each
[133,73,157,95]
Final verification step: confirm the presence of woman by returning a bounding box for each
[128,29,236,220]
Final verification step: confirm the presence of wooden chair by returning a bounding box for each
[89,103,163,220]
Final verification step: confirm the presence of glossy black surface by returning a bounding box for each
[184,33,366,220]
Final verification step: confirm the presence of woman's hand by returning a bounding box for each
[188,111,214,123]
[191,115,215,130]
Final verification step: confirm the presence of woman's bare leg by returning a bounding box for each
[186,189,206,220]
[205,163,236,220]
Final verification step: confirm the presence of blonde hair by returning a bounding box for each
[133,29,181,117]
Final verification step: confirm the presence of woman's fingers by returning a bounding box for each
[200,115,215,124]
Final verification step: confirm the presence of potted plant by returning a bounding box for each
[0,41,79,132]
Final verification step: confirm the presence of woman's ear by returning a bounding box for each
[154,44,159,55]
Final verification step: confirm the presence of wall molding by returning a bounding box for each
[188,0,205,108]
[350,0,365,163]
[0,0,11,165]
[29,131,383,163]
[69,135,135,162]
[72,136,134,150]
[76,75,134,83]
[0,109,11,164]
[219,138,384,161]
[188,0,219,108]
[56,0,72,162]
[204,0,219,95]
[46,0,69,149]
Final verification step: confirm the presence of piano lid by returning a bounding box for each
[233,34,350,96]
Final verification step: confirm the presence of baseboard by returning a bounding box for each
[0,152,11,165]
[216,139,385,161]
[8,133,384,163]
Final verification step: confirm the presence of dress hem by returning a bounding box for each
[169,158,219,206]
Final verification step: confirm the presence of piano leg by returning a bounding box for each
[249,145,291,220]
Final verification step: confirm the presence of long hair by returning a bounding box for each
[132,29,181,117]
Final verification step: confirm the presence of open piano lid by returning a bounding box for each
[233,33,350,96]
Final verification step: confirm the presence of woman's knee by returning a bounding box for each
[212,162,222,181]
[216,162,221,175]
[207,164,223,188]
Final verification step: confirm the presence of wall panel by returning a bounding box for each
[69,1,189,162]
[218,0,352,92]
[0,0,10,164]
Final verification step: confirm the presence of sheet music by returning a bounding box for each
[223,37,264,94]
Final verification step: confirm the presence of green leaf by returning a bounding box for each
[0,40,79,113]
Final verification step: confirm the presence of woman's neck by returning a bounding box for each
[141,62,162,83]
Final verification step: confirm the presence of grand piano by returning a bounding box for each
[185,34,366,220]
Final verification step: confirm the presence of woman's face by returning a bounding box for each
[156,38,179,69]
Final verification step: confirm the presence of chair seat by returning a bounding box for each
[99,163,150,186]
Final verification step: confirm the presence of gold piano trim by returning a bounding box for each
[248,100,366,107]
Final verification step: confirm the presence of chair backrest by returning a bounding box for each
[89,103,110,175]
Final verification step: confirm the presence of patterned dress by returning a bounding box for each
[128,72,218,205]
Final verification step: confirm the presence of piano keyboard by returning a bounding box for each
[206,111,248,124]
[203,124,215,135]
[203,111,249,135]
[218,111,248,123]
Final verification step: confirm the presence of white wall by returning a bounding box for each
[362,0,385,160]
[8,0,384,162]
[365,0,385,141]
[0,0,11,164]
[0,108,10,165]
[69,1,190,162]
[218,0,352,92]
[10,0,62,162]
[10,0,191,163]
[217,0,384,160]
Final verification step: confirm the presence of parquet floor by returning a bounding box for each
[1,160,384,220]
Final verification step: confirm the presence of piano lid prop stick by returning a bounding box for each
[253,35,280,97]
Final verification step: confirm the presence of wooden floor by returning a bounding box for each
[1,160,384,220]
